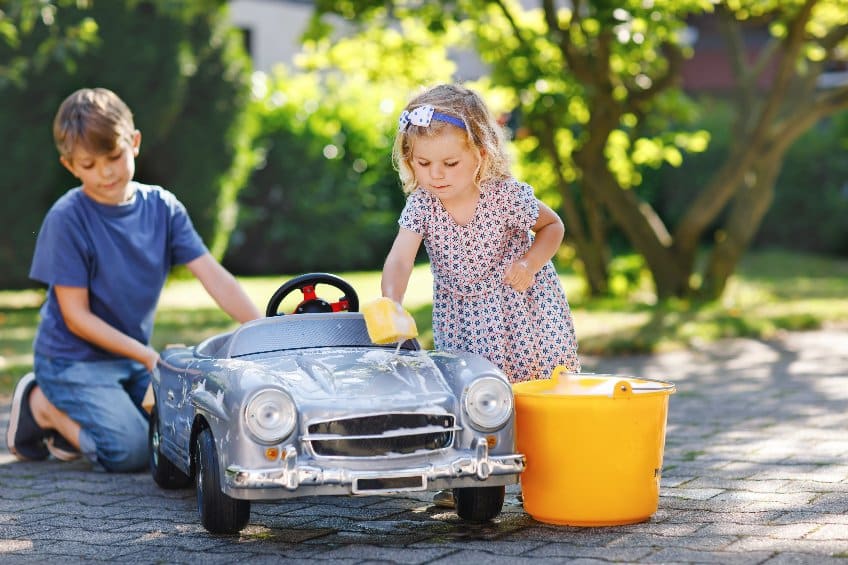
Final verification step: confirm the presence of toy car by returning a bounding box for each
[149,273,525,534]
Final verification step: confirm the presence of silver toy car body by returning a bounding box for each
[149,275,525,534]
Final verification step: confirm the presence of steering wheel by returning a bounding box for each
[265,273,360,317]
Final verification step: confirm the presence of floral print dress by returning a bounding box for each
[399,177,581,383]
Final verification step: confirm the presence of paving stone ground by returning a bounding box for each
[1,327,847,564]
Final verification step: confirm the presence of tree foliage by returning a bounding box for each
[313,0,848,300]
[223,18,460,274]
[0,0,257,288]
[0,0,99,89]
[678,0,848,297]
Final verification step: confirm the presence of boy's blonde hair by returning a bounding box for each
[53,88,136,159]
[392,84,511,194]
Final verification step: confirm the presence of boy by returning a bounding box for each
[5,87,261,472]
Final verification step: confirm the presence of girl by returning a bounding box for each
[382,83,581,384]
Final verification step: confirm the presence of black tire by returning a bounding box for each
[195,427,250,534]
[454,485,505,522]
[149,403,191,489]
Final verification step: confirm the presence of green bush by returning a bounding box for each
[222,16,462,275]
[0,1,257,288]
[223,71,405,275]
[754,112,848,255]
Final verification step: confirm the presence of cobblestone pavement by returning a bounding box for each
[1,327,847,564]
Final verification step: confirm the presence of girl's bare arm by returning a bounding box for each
[504,201,564,292]
[381,228,423,304]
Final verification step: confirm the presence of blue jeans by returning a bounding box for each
[34,354,150,473]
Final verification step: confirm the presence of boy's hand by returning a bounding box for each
[504,260,534,292]
[142,346,160,372]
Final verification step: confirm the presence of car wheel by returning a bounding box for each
[454,485,505,522]
[195,427,250,534]
[148,403,191,489]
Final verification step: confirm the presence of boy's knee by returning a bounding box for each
[96,425,148,473]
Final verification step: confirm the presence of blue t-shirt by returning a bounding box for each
[29,182,208,361]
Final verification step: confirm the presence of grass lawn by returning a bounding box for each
[1,249,847,395]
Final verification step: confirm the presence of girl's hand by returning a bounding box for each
[504,260,535,292]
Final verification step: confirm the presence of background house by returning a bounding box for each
[228,0,487,79]
[228,0,313,73]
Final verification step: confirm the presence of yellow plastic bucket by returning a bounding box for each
[512,367,675,526]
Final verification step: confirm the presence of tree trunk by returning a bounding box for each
[537,123,610,295]
[502,0,845,302]
[574,228,610,296]
[699,149,781,299]
[575,145,691,299]
[581,188,610,294]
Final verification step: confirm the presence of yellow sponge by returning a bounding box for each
[363,297,419,344]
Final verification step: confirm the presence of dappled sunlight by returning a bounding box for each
[0,309,38,386]
[0,289,43,309]
[721,277,779,308]
[0,539,33,553]
[735,250,848,301]
[0,353,33,372]
[157,279,231,310]
[770,277,848,299]
[571,310,653,354]
[0,326,37,342]
[592,327,848,474]
[784,331,848,379]
[740,249,848,279]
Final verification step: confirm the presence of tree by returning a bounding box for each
[676,0,848,297]
[0,0,99,89]
[0,0,257,287]
[313,0,848,300]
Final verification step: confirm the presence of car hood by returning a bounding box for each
[240,348,456,403]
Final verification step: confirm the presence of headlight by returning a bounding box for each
[244,389,297,444]
[463,376,513,431]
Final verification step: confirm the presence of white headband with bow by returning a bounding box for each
[398,105,466,132]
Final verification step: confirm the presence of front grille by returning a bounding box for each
[306,413,456,457]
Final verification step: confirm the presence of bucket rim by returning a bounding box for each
[512,370,676,397]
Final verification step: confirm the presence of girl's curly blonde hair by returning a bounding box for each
[392,84,511,194]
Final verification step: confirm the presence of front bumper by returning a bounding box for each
[224,438,525,500]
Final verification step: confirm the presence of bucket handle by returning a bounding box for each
[550,367,676,395]
[631,385,677,393]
